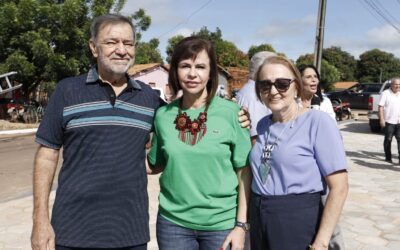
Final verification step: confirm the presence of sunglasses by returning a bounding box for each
[257,78,294,93]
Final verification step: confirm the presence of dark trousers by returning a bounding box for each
[249,192,323,250]
[56,243,147,250]
[383,122,400,161]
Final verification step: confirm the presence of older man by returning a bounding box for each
[236,51,275,145]
[378,77,400,164]
[31,14,249,250]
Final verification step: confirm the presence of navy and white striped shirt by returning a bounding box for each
[36,67,162,248]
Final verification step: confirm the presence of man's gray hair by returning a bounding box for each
[391,77,400,84]
[90,14,135,41]
[249,51,277,80]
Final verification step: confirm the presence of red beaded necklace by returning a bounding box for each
[174,99,209,145]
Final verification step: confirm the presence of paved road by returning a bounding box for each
[0,134,61,202]
[0,120,399,249]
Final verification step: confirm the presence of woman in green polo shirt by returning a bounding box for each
[147,36,252,250]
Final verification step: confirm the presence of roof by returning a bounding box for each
[226,67,249,90]
[333,81,358,90]
[127,63,168,76]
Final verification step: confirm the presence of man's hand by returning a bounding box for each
[380,119,385,128]
[238,107,251,129]
[31,217,55,250]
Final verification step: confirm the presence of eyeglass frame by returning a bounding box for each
[256,78,295,93]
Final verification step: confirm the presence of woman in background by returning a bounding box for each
[299,65,335,120]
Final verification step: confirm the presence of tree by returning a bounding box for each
[165,35,185,64]
[0,0,154,98]
[322,46,357,81]
[296,53,339,92]
[356,49,400,82]
[165,27,248,68]
[135,38,163,64]
[247,44,276,59]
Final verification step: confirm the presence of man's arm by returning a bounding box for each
[31,145,59,250]
[378,105,385,128]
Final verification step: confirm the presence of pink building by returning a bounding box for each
[128,63,172,101]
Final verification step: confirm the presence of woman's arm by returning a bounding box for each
[310,170,348,250]
[146,156,164,175]
[221,166,252,250]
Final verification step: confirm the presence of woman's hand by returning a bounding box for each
[220,227,246,250]
[308,242,328,250]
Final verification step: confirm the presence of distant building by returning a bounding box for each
[226,67,249,96]
[333,81,358,91]
[128,63,172,101]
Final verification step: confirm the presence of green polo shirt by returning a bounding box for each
[148,96,251,230]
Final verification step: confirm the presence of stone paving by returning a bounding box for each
[0,120,400,249]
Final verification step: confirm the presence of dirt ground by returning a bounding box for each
[0,119,39,130]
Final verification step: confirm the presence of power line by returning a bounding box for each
[358,0,385,25]
[363,0,400,34]
[157,0,213,39]
[372,0,400,25]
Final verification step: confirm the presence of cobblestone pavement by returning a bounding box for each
[0,121,399,249]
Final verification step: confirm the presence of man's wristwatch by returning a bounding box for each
[235,221,250,232]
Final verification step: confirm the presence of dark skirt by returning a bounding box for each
[249,192,323,250]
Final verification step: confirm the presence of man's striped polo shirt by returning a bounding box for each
[35,67,162,248]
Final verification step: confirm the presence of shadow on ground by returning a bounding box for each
[340,121,382,135]
[346,150,400,172]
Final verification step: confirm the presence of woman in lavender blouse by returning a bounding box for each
[249,55,348,250]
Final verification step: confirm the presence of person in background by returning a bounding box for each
[299,65,335,120]
[299,65,346,250]
[147,36,252,250]
[378,77,400,164]
[237,51,276,144]
[249,55,348,250]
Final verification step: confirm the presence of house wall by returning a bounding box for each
[134,68,173,100]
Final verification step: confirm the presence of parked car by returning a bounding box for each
[367,81,391,132]
[326,83,382,109]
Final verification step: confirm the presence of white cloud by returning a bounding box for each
[173,28,193,37]
[326,24,400,58]
[122,0,181,25]
[256,15,316,39]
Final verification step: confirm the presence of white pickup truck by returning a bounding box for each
[367,80,391,132]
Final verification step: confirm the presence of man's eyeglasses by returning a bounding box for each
[257,78,295,93]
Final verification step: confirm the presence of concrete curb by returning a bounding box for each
[0,128,37,135]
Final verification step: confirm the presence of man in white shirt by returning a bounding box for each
[237,51,275,145]
[378,77,400,163]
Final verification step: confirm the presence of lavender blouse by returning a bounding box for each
[250,109,347,196]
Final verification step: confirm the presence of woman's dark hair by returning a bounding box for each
[298,64,323,102]
[168,36,218,104]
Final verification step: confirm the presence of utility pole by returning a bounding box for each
[314,0,327,73]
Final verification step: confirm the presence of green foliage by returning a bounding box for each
[165,27,248,68]
[247,44,276,59]
[322,46,357,81]
[135,38,163,64]
[165,35,185,63]
[0,0,156,98]
[356,49,400,83]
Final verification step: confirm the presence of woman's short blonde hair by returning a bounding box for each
[254,55,303,101]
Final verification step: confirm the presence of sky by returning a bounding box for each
[121,0,400,62]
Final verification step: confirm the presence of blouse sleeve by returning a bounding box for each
[313,113,347,176]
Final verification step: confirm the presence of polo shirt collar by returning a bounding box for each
[86,66,141,90]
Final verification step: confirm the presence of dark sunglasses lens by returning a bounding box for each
[275,79,292,91]
[259,80,272,92]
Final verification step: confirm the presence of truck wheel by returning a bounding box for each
[369,120,381,133]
